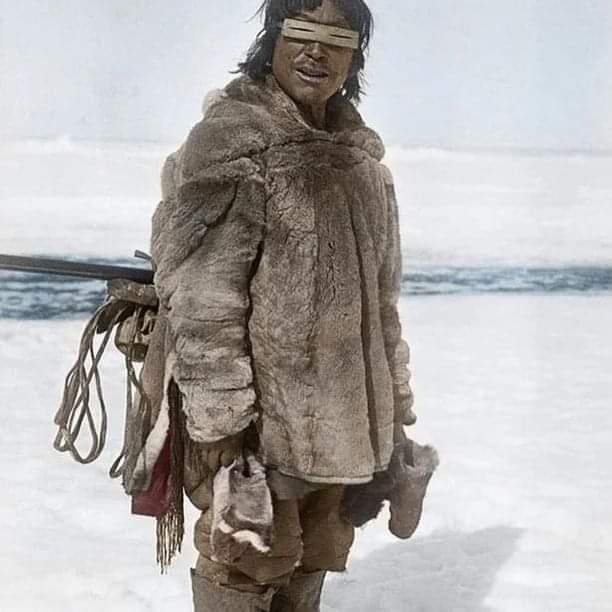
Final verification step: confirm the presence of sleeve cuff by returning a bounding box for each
[179,383,258,443]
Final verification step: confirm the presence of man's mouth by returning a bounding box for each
[295,65,330,84]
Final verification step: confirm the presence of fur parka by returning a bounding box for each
[136,73,415,490]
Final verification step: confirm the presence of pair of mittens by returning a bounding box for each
[340,436,439,540]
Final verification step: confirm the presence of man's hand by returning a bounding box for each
[200,430,246,474]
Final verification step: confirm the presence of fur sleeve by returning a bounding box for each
[379,166,416,427]
[151,131,266,443]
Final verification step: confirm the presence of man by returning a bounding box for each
[149,0,418,609]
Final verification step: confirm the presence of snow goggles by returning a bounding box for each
[281,18,359,50]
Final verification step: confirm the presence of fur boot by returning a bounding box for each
[270,570,326,612]
[191,570,276,612]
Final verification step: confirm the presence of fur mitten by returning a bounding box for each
[340,468,395,528]
[388,439,439,538]
[210,453,274,564]
[341,436,438,538]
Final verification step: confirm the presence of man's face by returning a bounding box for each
[272,0,355,112]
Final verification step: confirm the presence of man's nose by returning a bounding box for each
[304,41,326,60]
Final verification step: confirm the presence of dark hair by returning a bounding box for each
[237,0,373,103]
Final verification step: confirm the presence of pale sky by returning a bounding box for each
[1,0,611,150]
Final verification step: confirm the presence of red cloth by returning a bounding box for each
[131,431,172,518]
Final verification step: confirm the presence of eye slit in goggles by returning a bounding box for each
[281,18,359,50]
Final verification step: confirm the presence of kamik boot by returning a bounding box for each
[270,570,326,612]
[191,569,276,612]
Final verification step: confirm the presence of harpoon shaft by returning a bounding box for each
[0,254,154,284]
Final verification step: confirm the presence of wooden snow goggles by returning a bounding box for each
[281,18,360,50]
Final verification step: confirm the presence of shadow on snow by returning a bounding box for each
[323,526,523,612]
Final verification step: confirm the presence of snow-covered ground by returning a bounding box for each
[2,140,612,268]
[1,141,611,611]
[388,147,612,267]
[1,295,611,611]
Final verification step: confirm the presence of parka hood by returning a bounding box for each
[181,74,385,184]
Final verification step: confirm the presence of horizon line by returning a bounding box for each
[2,137,612,158]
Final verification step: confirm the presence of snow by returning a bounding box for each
[1,294,611,611]
[0,141,164,258]
[2,140,612,267]
[331,294,612,611]
[386,146,612,267]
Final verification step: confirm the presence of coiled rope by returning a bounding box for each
[53,281,157,478]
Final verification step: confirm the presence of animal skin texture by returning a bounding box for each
[139,72,415,489]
